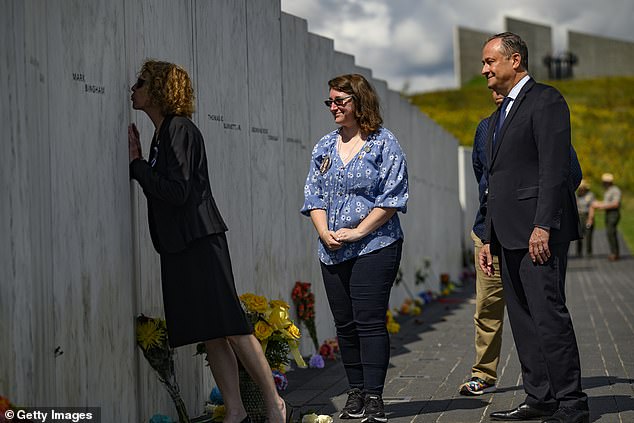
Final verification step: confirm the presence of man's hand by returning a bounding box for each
[529,226,551,264]
[479,243,495,276]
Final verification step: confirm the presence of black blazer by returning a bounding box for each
[483,78,581,250]
[130,115,228,254]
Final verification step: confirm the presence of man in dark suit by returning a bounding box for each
[478,32,589,423]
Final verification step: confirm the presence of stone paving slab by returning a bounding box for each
[283,230,633,422]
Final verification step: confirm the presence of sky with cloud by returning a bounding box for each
[281,0,634,93]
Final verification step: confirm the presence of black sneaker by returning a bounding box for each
[362,394,387,423]
[339,388,365,419]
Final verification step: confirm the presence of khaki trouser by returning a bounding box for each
[471,230,505,384]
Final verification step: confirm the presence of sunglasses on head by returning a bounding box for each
[324,95,353,108]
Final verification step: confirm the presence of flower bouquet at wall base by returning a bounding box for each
[397,297,422,316]
[239,293,307,371]
[239,293,307,422]
[386,310,400,334]
[440,273,456,296]
[136,314,190,423]
[291,281,319,351]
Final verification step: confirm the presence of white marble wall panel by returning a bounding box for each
[408,107,427,279]
[18,1,56,405]
[1,0,42,404]
[440,132,462,277]
[332,51,355,76]
[305,34,349,349]
[124,1,205,420]
[125,0,196,320]
[303,34,334,341]
[395,97,418,303]
[194,0,252,292]
[372,79,389,122]
[246,0,285,297]
[386,94,415,307]
[281,13,334,353]
[382,90,400,142]
[307,33,335,145]
[42,1,136,420]
[425,111,442,286]
[352,65,373,83]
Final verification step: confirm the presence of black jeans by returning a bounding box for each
[320,240,402,395]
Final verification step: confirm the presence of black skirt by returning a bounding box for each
[159,232,252,347]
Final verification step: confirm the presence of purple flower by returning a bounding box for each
[309,354,325,369]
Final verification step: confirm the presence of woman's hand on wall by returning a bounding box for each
[128,123,143,163]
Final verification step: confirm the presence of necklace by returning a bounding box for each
[338,135,363,166]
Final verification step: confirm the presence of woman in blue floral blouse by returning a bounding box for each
[301,74,408,423]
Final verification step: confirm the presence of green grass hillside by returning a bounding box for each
[409,76,634,250]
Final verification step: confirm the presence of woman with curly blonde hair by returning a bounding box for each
[128,60,285,423]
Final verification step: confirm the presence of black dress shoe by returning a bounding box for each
[490,403,555,421]
[541,407,590,423]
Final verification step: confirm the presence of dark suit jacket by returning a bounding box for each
[130,115,228,254]
[483,78,581,250]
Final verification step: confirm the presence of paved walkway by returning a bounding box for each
[283,230,634,422]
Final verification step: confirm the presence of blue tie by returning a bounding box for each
[493,96,512,148]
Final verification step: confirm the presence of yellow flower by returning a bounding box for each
[136,319,166,350]
[249,295,269,313]
[266,304,291,330]
[270,299,290,310]
[239,293,255,304]
[272,363,287,373]
[241,293,268,313]
[254,320,274,341]
[211,405,225,422]
[387,322,400,334]
[286,324,301,340]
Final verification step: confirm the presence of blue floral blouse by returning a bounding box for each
[301,126,409,265]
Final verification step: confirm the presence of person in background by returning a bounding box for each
[479,32,589,423]
[128,60,285,423]
[301,74,408,423]
[575,180,595,257]
[459,90,505,396]
[589,173,622,261]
